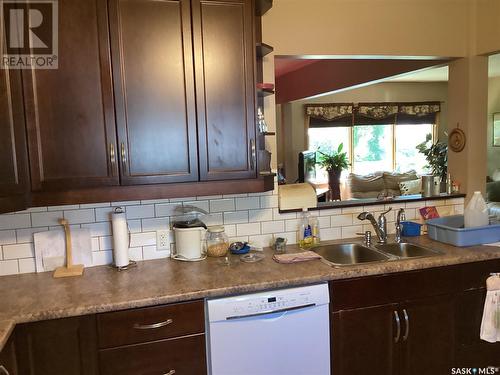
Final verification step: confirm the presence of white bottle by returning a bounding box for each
[464,191,489,228]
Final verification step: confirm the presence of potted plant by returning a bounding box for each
[317,143,350,201]
[416,133,448,190]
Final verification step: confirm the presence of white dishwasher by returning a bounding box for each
[206,283,330,375]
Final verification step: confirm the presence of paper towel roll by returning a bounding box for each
[111,208,129,267]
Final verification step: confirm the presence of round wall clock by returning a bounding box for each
[449,126,466,152]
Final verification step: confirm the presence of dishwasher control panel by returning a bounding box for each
[207,283,329,321]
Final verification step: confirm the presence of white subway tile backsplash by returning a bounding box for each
[47,204,80,211]
[454,204,464,214]
[260,195,278,208]
[143,245,170,260]
[155,203,178,217]
[130,232,156,247]
[331,214,353,227]
[0,230,16,245]
[210,199,235,213]
[236,197,260,210]
[64,209,96,224]
[126,205,154,220]
[16,227,47,243]
[236,222,261,236]
[261,220,284,234]
[142,217,169,232]
[320,227,342,241]
[0,260,19,275]
[19,258,36,273]
[3,243,34,259]
[224,211,248,224]
[248,209,273,222]
[0,213,31,230]
[31,211,62,227]
[0,180,464,276]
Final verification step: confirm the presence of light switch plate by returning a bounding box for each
[156,230,170,250]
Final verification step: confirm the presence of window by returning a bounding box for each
[307,123,435,180]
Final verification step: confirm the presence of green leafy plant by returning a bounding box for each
[317,143,350,172]
[416,133,448,181]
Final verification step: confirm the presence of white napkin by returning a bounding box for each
[480,276,500,343]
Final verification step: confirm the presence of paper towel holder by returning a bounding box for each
[110,207,137,271]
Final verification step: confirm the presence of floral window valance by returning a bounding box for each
[305,102,440,126]
[306,104,353,121]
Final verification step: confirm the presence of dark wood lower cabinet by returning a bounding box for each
[15,315,99,375]
[0,334,18,375]
[401,295,455,375]
[332,303,399,375]
[99,334,207,375]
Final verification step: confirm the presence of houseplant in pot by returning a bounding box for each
[317,143,350,201]
[416,133,448,191]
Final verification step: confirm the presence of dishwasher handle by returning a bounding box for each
[226,303,316,320]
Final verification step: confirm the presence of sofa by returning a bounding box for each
[347,171,420,199]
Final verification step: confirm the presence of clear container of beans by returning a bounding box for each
[206,226,229,257]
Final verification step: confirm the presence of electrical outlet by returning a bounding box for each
[156,230,170,250]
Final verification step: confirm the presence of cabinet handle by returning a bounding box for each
[0,365,10,375]
[402,309,410,341]
[163,371,175,375]
[120,142,127,165]
[109,143,116,164]
[250,139,256,170]
[393,310,401,343]
[133,318,173,330]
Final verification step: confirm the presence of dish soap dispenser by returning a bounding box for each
[298,208,314,249]
[464,191,489,228]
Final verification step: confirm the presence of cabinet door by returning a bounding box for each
[0,63,29,211]
[15,316,98,375]
[109,0,199,185]
[332,303,400,375]
[23,0,118,191]
[455,289,500,367]
[0,334,18,375]
[401,295,455,374]
[193,0,257,181]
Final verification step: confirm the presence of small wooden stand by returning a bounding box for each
[53,219,84,278]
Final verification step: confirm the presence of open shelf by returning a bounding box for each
[256,0,272,16]
[256,43,274,58]
[259,171,276,177]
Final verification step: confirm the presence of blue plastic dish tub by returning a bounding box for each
[426,215,500,247]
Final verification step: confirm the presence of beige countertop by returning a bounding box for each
[1,236,500,350]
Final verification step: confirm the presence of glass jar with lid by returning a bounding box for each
[206,225,229,257]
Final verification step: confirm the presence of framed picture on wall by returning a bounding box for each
[494,113,500,147]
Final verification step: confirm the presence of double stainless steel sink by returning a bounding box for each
[310,242,441,267]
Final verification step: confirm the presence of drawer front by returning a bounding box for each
[99,334,207,375]
[97,300,204,348]
[331,265,458,311]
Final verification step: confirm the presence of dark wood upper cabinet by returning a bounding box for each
[0,64,29,211]
[22,0,118,191]
[109,0,199,185]
[192,0,257,181]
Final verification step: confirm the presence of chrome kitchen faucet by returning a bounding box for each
[357,207,392,244]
